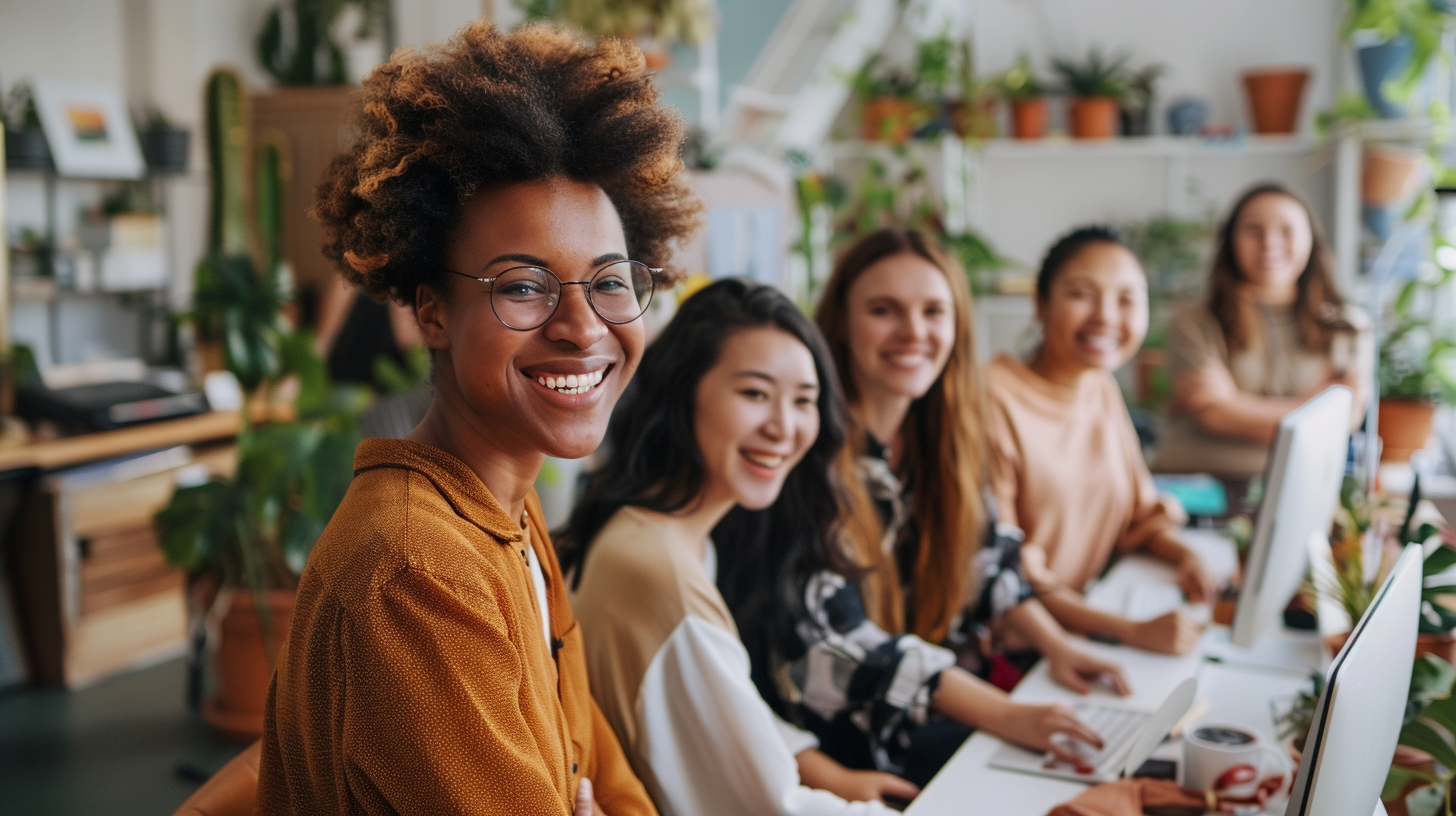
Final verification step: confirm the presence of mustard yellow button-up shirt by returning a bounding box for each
[255,438,656,816]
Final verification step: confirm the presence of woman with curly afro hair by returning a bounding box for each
[249,20,701,816]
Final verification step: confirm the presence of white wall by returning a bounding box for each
[969,0,1342,136]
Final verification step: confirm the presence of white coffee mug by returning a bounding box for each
[1183,722,1290,800]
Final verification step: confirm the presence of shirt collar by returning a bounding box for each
[353,437,523,544]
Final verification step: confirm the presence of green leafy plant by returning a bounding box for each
[1380,272,1456,402]
[1273,671,1326,750]
[998,52,1046,101]
[833,156,1008,292]
[915,32,956,100]
[1316,91,1379,134]
[851,54,921,101]
[1052,46,1130,99]
[1386,653,1456,814]
[257,0,387,86]
[1343,0,1456,104]
[158,68,370,593]
[518,0,715,46]
[1119,214,1212,297]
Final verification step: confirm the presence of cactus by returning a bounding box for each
[254,129,290,282]
[204,70,250,257]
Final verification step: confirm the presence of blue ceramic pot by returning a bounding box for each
[1167,98,1209,136]
[1363,203,1394,241]
[1357,35,1414,118]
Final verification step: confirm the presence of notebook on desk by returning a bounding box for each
[987,677,1197,784]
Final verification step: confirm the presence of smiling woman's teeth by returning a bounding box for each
[537,369,604,395]
[743,451,786,469]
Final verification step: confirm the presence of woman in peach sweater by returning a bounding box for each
[987,226,1214,656]
[252,22,700,816]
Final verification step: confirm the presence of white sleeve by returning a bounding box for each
[774,712,820,756]
[634,615,900,816]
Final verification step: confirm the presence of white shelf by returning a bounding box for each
[827,134,1321,161]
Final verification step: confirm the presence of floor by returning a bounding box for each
[0,657,245,816]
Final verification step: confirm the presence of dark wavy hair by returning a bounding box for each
[1207,183,1351,353]
[557,280,862,667]
[314,21,703,303]
[1035,224,1131,302]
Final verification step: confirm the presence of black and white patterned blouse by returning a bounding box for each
[751,435,1035,777]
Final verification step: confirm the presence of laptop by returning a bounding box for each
[988,677,1198,784]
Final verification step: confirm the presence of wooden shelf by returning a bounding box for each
[0,410,243,473]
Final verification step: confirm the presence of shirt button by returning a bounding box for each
[572,762,578,774]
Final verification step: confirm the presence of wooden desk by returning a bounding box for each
[0,411,243,474]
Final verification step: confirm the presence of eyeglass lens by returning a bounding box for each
[491,261,654,330]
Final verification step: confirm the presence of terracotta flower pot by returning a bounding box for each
[203,588,296,742]
[861,97,923,142]
[1068,96,1119,139]
[1378,397,1436,463]
[635,36,671,71]
[1386,745,1438,816]
[1009,98,1048,139]
[1362,145,1428,206]
[1242,68,1310,134]
[950,98,998,140]
[1417,632,1456,663]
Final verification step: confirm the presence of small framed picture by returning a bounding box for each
[31,78,145,179]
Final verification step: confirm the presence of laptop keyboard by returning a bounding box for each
[1043,705,1151,775]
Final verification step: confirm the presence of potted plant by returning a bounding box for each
[1273,671,1326,765]
[257,0,390,86]
[2,82,50,169]
[1242,65,1311,134]
[1052,46,1129,140]
[999,52,1048,139]
[522,0,716,69]
[1343,0,1456,118]
[153,69,369,740]
[852,54,926,142]
[1121,63,1164,136]
[1384,655,1456,816]
[137,107,190,175]
[945,38,996,141]
[1379,275,1456,462]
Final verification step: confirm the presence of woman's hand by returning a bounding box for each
[1175,551,1216,604]
[1124,609,1202,655]
[828,770,921,805]
[1044,644,1131,696]
[993,702,1104,764]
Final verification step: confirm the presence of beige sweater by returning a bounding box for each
[987,354,1185,593]
[1154,300,1372,477]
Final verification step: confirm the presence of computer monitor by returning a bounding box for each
[1284,542,1421,816]
[1230,386,1354,649]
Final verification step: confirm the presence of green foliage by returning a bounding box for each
[256,0,386,86]
[192,254,287,393]
[852,54,921,101]
[998,52,1046,101]
[831,156,1008,292]
[2,82,42,129]
[1380,269,1456,402]
[915,33,956,98]
[1316,91,1378,134]
[1343,0,1456,104]
[204,70,249,258]
[1052,46,1130,99]
[373,345,431,395]
[1119,214,1212,297]
[1273,671,1326,746]
[519,0,715,46]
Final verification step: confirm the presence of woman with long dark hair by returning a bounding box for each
[563,280,1103,813]
[1155,183,1371,477]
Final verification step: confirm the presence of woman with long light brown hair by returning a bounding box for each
[718,228,1130,793]
[1155,182,1371,478]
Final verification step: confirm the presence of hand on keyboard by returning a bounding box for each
[1041,705,1151,777]
[995,702,1104,766]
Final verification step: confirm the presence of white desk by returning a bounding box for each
[908,548,1323,816]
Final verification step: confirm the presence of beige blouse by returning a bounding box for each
[987,354,1185,593]
[1154,300,1372,477]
